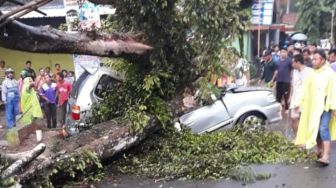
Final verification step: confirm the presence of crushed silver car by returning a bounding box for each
[175,86,282,134]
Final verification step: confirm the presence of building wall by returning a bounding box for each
[0,47,74,79]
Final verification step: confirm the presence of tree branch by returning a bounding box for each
[0,0,51,28]
[0,20,152,58]
[0,0,51,23]
[7,0,47,16]
[17,119,159,185]
[1,143,46,179]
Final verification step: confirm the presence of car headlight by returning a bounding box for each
[266,92,276,103]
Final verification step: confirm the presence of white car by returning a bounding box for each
[175,86,282,134]
[66,65,122,131]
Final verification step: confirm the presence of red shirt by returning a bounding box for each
[57,80,72,105]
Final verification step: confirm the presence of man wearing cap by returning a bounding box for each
[258,50,278,88]
[2,68,20,129]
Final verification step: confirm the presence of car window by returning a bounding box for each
[70,71,90,99]
[94,74,121,99]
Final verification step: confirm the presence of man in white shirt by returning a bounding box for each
[290,54,313,140]
[233,58,250,86]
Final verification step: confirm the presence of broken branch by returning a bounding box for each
[1,143,46,179]
[0,0,51,23]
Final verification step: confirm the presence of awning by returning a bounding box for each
[249,24,297,33]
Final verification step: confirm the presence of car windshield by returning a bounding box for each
[70,71,90,99]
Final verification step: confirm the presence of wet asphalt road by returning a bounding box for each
[95,114,336,188]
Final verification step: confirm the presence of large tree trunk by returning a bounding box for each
[0,119,159,185]
[0,20,152,58]
[0,0,152,58]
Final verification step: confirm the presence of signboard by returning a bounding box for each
[70,1,101,78]
[79,1,101,30]
[73,55,100,77]
[320,39,331,50]
[251,0,274,25]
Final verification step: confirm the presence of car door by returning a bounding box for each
[179,100,231,134]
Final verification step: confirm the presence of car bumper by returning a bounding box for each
[262,102,282,124]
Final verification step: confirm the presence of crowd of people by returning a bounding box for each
[259,43,336,166]
[211,43,336,166]
[0,60,74,130]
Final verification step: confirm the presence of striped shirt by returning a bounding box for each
[0,68,6,87]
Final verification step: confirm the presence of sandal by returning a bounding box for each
[311,151,322,158]
[316,158,330,166]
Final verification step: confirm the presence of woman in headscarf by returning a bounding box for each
[20,77,43,125]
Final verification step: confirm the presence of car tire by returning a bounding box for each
[237,112,266,130]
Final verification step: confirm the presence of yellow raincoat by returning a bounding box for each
[295,64,336,149]
[19,77,43,125]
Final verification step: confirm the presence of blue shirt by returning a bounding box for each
[276,58,292,83]
[272,54,280,65]
[40,82,57,104]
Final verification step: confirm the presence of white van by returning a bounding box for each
[66,65,122,132]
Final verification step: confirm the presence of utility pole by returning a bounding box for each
[286,0,291,14]
[257,0,261,57]
[331,9,335,46]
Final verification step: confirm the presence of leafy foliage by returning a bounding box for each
[92,0,252,131]
[0,156,15,187]
[296,0,336,43]
[114,128,312,181]
[23,151,104,188]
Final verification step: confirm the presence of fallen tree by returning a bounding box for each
[0,20,152,58]
[0,119,160,187]
[0,0,256,186]
[0,0,152,58]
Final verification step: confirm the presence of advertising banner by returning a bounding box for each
[251,0,274,25]
[79,1,101,30]
[66,0,101,78]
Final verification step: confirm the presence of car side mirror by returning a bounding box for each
[210,94,217,102]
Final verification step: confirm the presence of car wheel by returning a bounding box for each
[238,112,266,131]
